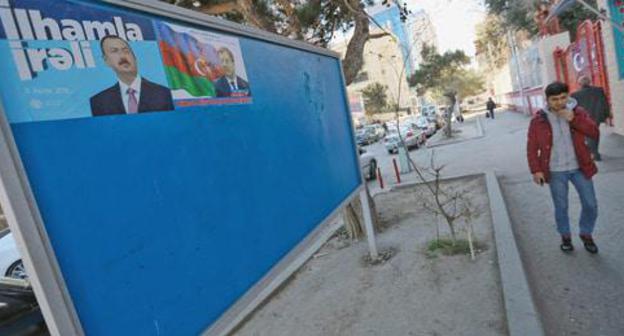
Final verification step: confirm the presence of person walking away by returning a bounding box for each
[453,95,464,123]
[486,97,496,119]
[527,82,600,253]
[571,76,612,161]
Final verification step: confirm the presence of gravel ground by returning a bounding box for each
[233,177,507,336]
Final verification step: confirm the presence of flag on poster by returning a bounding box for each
[156,22,220,97]
[155,22,252,105]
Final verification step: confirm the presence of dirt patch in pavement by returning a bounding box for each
[233,176,507,336]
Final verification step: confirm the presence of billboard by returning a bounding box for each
[0,0,361,335]
[0,0,252,123]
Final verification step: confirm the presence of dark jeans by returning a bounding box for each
[488,109,495,119]
[548,170,598,236]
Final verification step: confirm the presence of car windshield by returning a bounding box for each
[416,118,428,127]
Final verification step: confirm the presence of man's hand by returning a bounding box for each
[533,172,546,186]
[557,109,574,122]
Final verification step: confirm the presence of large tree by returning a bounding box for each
[361,82,388,116]
[409,45,483,100]
[483,0,597,39]
[161,0,411,85]
[474,14,509,71]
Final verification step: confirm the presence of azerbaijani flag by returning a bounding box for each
[156,22,222,97]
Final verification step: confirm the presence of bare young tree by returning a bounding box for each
[417,152,481,259]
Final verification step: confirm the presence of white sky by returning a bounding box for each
[407,0,486,58]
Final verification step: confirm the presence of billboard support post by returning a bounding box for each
[359,187,379,260]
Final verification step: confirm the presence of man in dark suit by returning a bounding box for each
[214,47,250,97]
[571,75,612,161]
[90,35,174,116]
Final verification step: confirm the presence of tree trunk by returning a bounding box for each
[342,1,370,85]
[467,221,475,260]
[343,185,379,240]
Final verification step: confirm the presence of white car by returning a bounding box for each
[384,126,425,154]
[414,116,437,137]
[0,231,27,279]
[359,147,377,181]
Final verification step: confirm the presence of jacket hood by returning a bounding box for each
[539,97,579,117]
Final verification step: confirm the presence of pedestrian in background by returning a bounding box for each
[486,97,496,119]
[527,82,600,253]
[571,76,612,161]
[453,94,464,123]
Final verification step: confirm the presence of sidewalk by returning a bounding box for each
[371,110,624,335]
[499,125,624,336]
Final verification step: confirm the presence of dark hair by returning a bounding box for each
[544,81,569,98]
[100,35,132,56]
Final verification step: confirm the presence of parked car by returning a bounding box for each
[0,231,27,280]
[413,116,437,138]
[0,278,46,334]
[420,105,437,119]
[355,129,371,146]
[384,125,425,154]
[364,124,385,141]
[358,147,377,180]
[355,125,384,146]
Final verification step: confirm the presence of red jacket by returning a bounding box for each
[527,107,599,182]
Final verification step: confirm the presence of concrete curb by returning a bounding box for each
[485,171,544,336]
[387,172,484,193]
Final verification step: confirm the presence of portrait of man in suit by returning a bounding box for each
[90,35,175,116]
[214,47,250,98]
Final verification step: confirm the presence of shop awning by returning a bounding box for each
[546,0,624,33]
[546,0,577,22]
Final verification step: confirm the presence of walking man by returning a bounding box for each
[527,82,600,253]
[571,76,612,161]
[486,97,496,119]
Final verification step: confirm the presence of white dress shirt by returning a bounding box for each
[226,76,238,91]
[119,76,142,113]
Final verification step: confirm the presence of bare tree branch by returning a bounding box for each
[369,32,390,39]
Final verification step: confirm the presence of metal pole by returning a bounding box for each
[393,158,401,184]
[359,188,379,260]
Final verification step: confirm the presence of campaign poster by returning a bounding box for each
[156,22,252,107]
[0,0,252,123]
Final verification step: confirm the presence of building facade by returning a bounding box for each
[406,9,438,71]
[599,0,624,135]
[331,29,414,117]
[368,4,414,75]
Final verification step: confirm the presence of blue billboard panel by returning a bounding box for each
[0,0,361,334]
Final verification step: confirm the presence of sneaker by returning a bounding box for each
[580,234,599,254]
[560,236,574,252]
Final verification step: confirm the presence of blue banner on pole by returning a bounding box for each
[610,0,624,79]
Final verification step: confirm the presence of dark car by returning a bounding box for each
[0,278,47,335]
